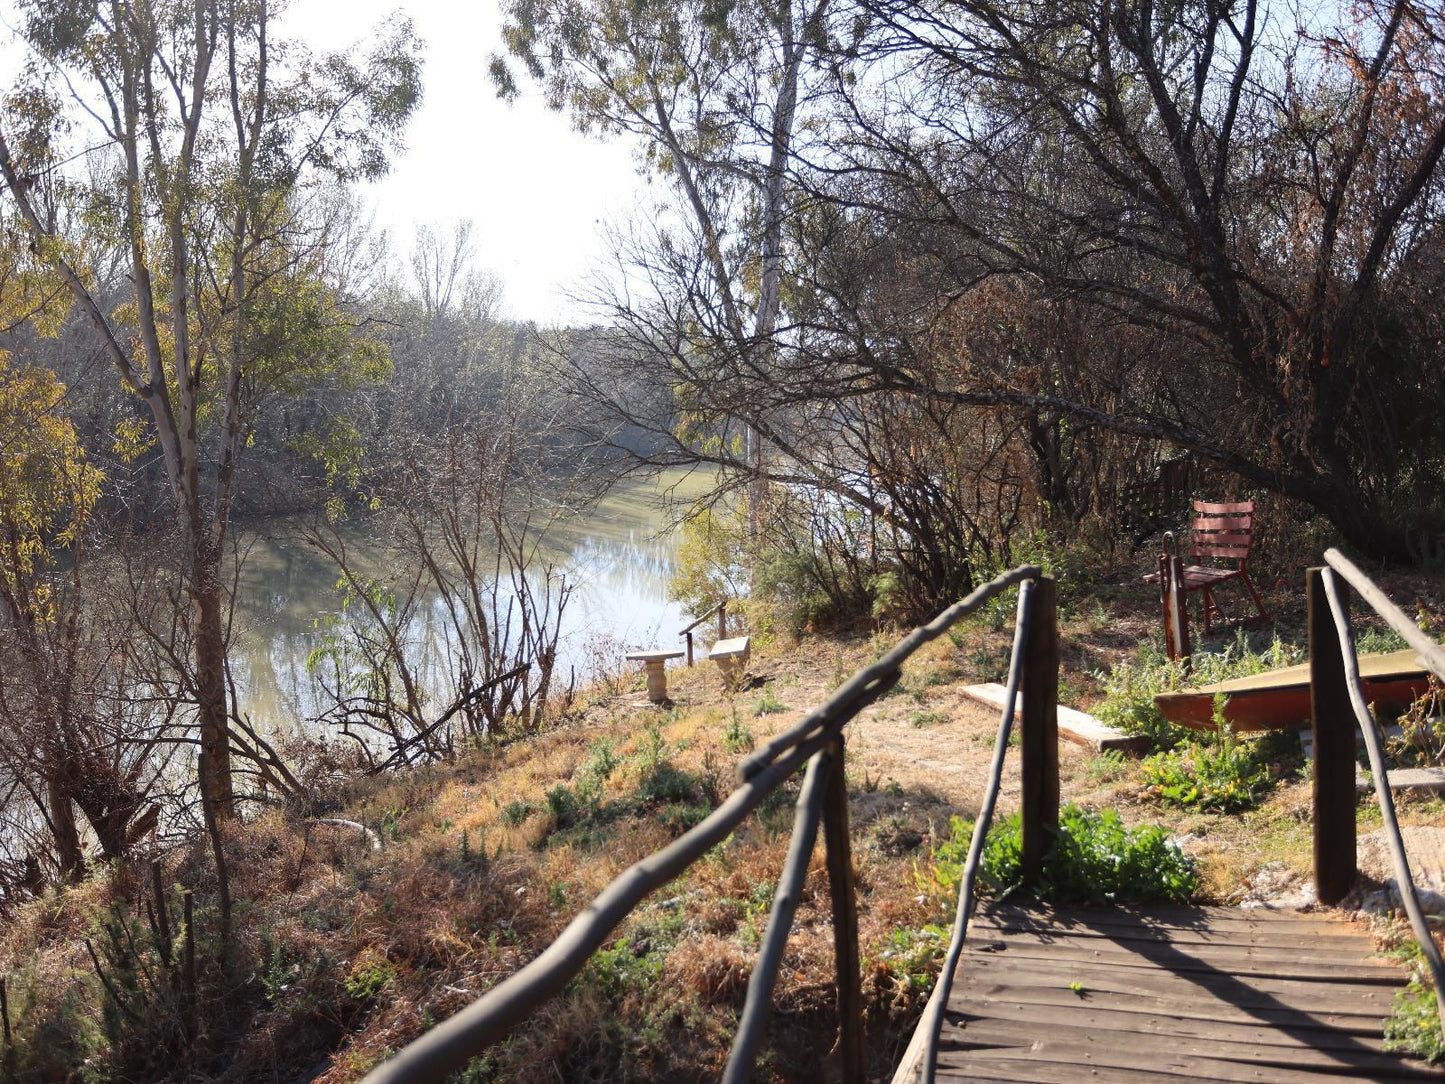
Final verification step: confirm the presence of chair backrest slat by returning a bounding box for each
[1190,499,1256,566]
[1194,515,1252,532]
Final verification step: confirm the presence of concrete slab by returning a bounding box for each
[1298,729,1445,792]
[959,683,1150,754]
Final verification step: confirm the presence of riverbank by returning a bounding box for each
[5,568,1445,1081]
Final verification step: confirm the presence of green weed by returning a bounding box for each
[343,958,396,1002]
[724,708,753,753]
[753,686,787,716]
[1385,982,1445,1061]
[910,710,950,729]
[1142,717,1272,813]
[500,799,534,826]
[1086,749,1129,784]
[1095,633,1305,749]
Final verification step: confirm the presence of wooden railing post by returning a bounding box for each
[1020,576,1059,891]
[821,735,864,1084]
[685,631,694,667]
[1309,567,1356,905]
[718,601,727,641]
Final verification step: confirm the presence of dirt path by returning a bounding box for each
[734,650,1097,822]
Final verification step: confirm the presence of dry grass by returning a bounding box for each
[9,568,1445,1081]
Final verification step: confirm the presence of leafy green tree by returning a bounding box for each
[0,0,421,821]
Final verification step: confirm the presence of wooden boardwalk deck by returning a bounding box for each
[895,903,1441,1082]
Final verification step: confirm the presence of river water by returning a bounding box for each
[228,470,709,736]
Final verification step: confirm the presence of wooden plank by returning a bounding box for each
[969,915,1383,953]
[956,952,1399,1014]
[1194,500,1254,514]
[938,1051,1436,1084]
[960,683,1149,753]
[974,902,1375,933]
[936,1018,1439,1080]
[955,995,1395,1054]
[949,939,1401,984]
[917,902,1432,1084]
[971,913,1375,948]
[958,979,1389,1038]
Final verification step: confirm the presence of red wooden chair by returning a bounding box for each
[1175,499,1271,633]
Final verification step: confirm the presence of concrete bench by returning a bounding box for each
[624,649,685,702]
[707,635,751,689]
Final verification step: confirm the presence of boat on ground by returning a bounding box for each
[1152,648,1432,732]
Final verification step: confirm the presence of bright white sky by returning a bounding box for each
[0,0,648,325]
[281,0,646,325]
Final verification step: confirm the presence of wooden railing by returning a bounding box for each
[1308,550,1445,1031]
[361,567,1058,1084]
[678,600,729,665]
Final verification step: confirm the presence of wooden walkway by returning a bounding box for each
[896,903,1440,1082]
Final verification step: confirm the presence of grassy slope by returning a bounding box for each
[7,571,1445,1082]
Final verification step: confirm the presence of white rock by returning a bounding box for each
[1356,825,1445,914]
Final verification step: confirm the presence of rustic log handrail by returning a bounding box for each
[679,600,728,665]
[361,565,1054,1084]
[1310,553,1445,1035]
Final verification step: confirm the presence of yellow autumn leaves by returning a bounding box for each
[0,353,101,619]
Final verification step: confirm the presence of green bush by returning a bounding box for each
[1036,806,1197,903]
[1093,644,1190,748]
[545,784,582,829]
[634,761,700,806]
[577,937,666,999]
[500,799,534,826]
[920,804,1197,908]
[918,814,1021,902]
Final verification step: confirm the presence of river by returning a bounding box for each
[228,470,710,736]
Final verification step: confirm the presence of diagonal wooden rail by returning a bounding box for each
[363,566,1049,1084]
[896,555,1445,1082]
[363,557,1444,1084]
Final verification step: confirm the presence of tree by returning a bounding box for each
[827,0,1445,558]
[496,0,840,528]
[0,0,421,820]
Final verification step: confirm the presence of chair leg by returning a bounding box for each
[1239,571,1271,626]
[1199,586,1216,634]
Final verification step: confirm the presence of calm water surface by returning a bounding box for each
[230,471,710,735]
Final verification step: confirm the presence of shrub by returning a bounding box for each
[919,804,1197,909]
[1093,644,1190,748]
[752,687,787,717]
[635,761,699,807]
[500,799,534,826]
[1390,680,1445,769]
[916,814,1024,904]
[545,784,582,829]
[1035,806,1197,904]
[1141,717,1272,813]
[910,710,950,729]
[577,937,666,1000]
[724,709,753,753]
